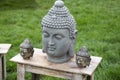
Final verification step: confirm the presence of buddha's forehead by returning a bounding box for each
[42,27,69,35]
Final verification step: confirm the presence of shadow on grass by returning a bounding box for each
[0,0,39,11]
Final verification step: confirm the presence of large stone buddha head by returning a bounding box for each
[41,0,77,63]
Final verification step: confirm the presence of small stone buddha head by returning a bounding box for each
[20,38,34,59]
[41,0,77,63]
[76,46,91,68]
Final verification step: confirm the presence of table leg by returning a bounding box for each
[0,56,2,80]
[17,64,25,80]
[31,73,40,80]
[2,55,6,80]
[91,74,94,80]
[87,74,94,80]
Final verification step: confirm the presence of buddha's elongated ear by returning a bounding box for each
[42,47,47,53]
[42,42,47,53]
[74,30,78,39]
[68,43,74,57]
[68,29,78,57]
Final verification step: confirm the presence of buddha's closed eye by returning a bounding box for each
[55,34,64,40]
[43,32,49,37]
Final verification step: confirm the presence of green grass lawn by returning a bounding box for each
[0,0,120,80]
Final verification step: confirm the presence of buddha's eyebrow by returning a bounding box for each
[42,30,48,33]
[54,33,65,37]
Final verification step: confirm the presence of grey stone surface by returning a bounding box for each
[41,0,77,63]
[76,46,91,68]
[20,38,34,59]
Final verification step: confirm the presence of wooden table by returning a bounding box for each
[0,44,12,80]
[10,48,102,80]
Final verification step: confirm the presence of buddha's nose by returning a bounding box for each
[48,38,55,46]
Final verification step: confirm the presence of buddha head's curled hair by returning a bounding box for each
[41,0,77,39]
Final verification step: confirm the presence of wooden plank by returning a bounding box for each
[10,48,102,76]
[72,74,83,80]
[25,65,73,79]
[0,44,12,54]
[17,64,25,80]
[0,56,2,80]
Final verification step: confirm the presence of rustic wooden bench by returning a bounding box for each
[0,44,12,80]
[10,48,102,80]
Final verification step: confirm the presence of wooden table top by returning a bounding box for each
[0,44,12,54]
[10,48,102,76]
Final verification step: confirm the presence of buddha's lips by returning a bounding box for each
[47,47,56,51]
